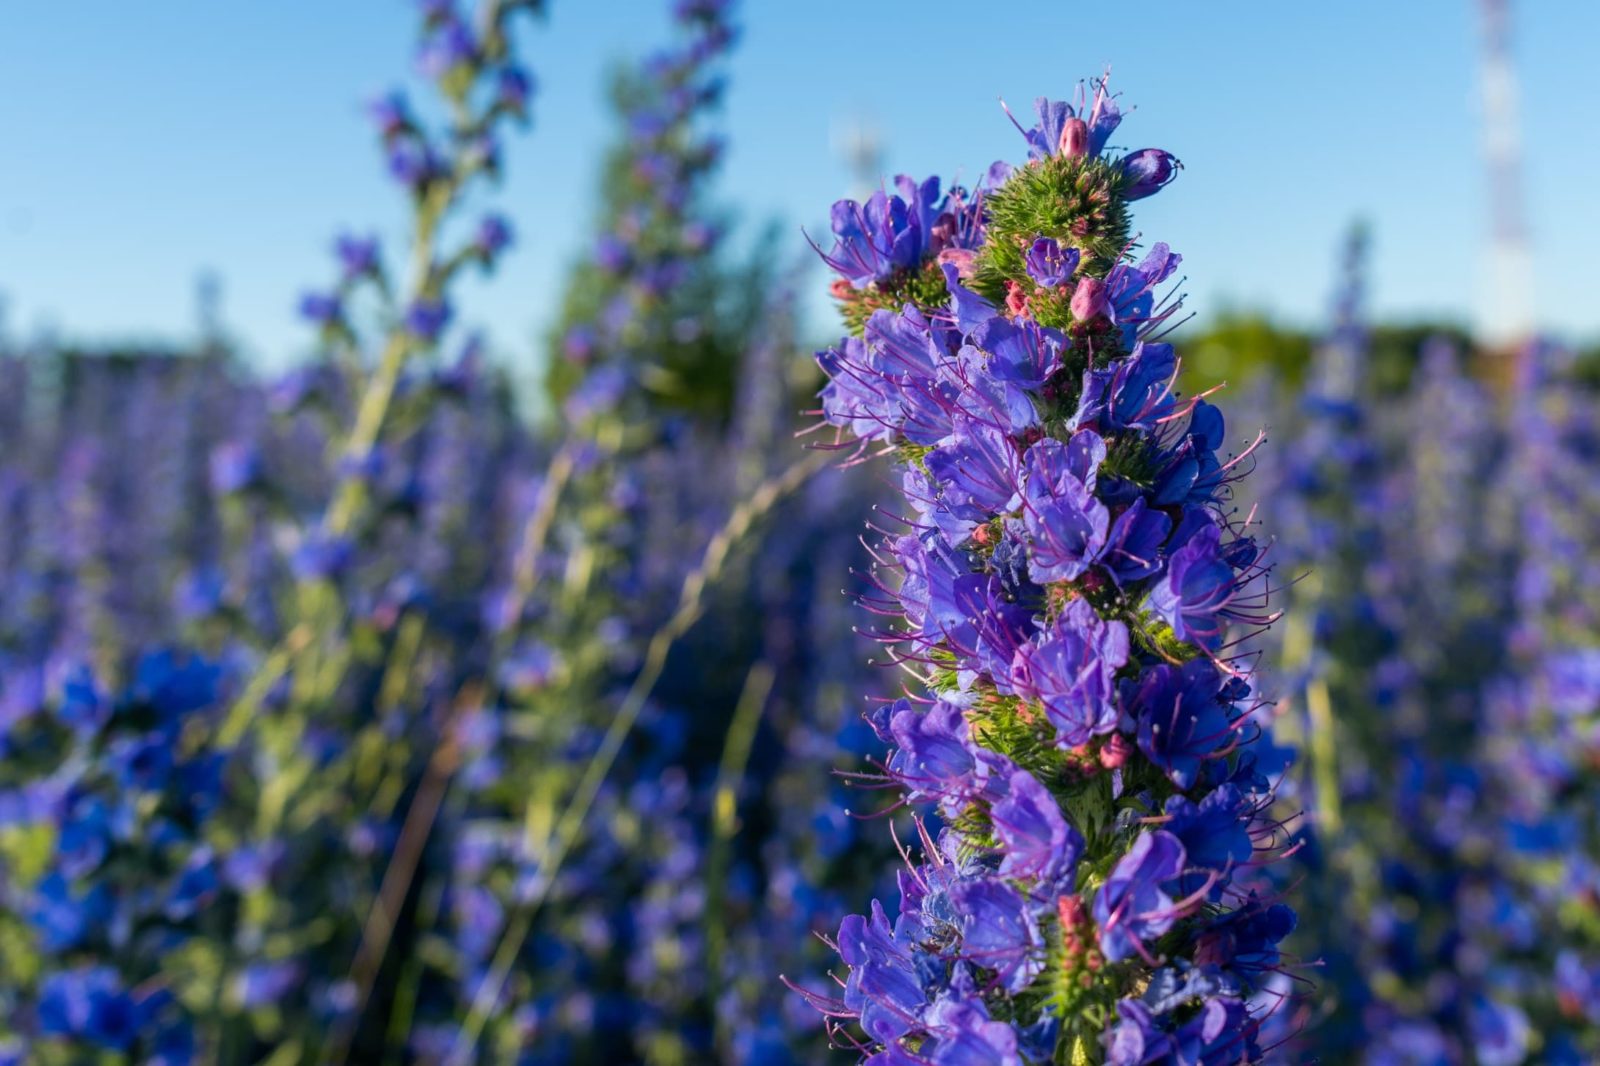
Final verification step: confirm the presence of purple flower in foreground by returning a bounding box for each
[1127,660,1233,789]
[951,878,1043,994]
[991,769,1082,884]
[1024,236,1079,289]
[1012,598,1128,747]
[1094,830,1188,963]
[1148,518,1239,651]
[1120,149,1182,200]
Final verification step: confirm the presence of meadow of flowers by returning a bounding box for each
[0,1,1596,1064]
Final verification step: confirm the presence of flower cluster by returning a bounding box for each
[796,81,1299,1062]
[1242,216,1600,1060]
[0,652,234,1061]
[544,0,744,419]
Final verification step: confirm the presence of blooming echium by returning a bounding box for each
[790,81,1301,1063]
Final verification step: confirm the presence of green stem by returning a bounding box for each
[704,659,776,1053]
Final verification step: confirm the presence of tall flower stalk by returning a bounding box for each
[793,82,1300,1063]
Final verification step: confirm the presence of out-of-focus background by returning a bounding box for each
[0,0,1597,1063]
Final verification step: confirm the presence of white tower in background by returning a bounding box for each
[1478,0,1534,350]
[832,114,883,201]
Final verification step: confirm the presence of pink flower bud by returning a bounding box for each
[937,247,976,279]
[1099,732,1132,770]
[1070,276,1108,322]
[1059,117,1089,159]
[1005,280,1028,317]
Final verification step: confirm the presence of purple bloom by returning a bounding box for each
[387,140,444,189]
[164,846,221,921]
[38,967,141,1050]
[1148,519,1238,652]
[1120,149,1181,200]
[1151,400,1227,507]
[298,291,343,327]
[404,297,453,342]
[1194,895,1296,977]
[57,796,112,879]
[1102,498,1172,585]
[838,901,927,1044]
[234,961,302,1009]
[922,999,1024,1066]
[474,213,514,259]
[417,18,477,79]
[1007,92,1120,162]
[1126,660,1233,789]
[334,233,380,280]
[948,343,1038,434]
[1161,785,1253,900]
[886,701,1010,812]
[1108,996,1254,1066]
[991,769,1082,884]
[30,873,113,952]
[1094,830,1188,963]
[925,417,1023,520]
[594,233,631,273]
[950,878,1042,993]
[1024,236,1079,289]
[367,90,410,138]
[1102,244,1183,347]
[1011,598,1128,747]
[819,175,953,288]
[859,308,958,445]
[1469,998,1531,1066]
[1557,952,1600,1023]
[978,317,1066,391]
[1019,433,1108,583]
[1073,341,1178,433]
[209,441,260,495]
[496,65,534,116]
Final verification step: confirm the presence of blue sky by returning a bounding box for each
[1,1,1596,373]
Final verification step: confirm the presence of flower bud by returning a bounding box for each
[1099,732,1132,770]
[1005,280,1028,317]
[1070,276,1108,322]
[1120,148,1180,201]
[1059,117,1090,158]
[937,248,976,280]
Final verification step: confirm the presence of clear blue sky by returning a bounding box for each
[1,1,1596,373]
